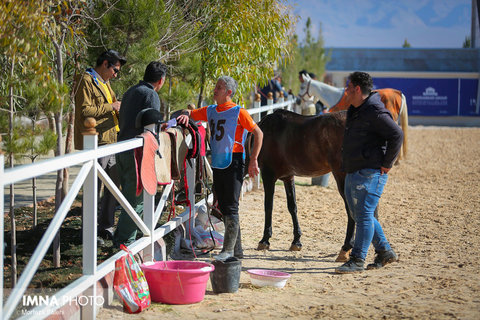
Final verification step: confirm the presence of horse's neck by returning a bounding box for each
[310,80,344,108]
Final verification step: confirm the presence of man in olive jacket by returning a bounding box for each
[74,49,126,245]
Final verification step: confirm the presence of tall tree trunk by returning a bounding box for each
[168,77,172,117]
[53,111,63,268]
[63,53,79,199]
[8,57,17,287]
[48,113,56,133]
[62,110,73,198]
[197,62,206,108]
[32,176,37,228]
[32,121,38,228]
[52,39,64,268]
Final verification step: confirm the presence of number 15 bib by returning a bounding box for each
[207,105,241,169]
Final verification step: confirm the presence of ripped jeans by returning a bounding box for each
[345,168,392,260]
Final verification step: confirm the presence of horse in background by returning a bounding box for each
[298,74,408,160]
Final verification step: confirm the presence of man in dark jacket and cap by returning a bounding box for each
[336,71,403,274]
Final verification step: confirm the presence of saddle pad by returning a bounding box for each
[375,88,402,122]
[198,124,206,157]
[134,147,143,196]
[167,127,188,180]
[140,131,158,196]
[154,131,172,185]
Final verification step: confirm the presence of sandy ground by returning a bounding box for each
[98,126,480,319]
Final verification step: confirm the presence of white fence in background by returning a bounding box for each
[0,95,295,320]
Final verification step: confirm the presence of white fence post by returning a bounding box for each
[278,91,284,106]
[82,118,98,319]
[288,94,295,111]
[267,92,274,115]
[253,93,261,123]
[253,94,262,190]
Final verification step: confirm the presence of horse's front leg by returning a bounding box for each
[336,198,354,262]
[333,171,353,261]
[283,177,302,251]
[257,170,276,250]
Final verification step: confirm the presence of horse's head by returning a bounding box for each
[296,74,317,115]
[299,77,346,111]
[298,73,313,101]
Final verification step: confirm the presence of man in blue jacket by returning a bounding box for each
[336,71,403,273]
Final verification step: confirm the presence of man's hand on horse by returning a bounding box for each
[381,166,391,175]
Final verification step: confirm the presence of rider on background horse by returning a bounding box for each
[335,71,402,274]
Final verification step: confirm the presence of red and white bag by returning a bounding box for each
[113,245,151,313]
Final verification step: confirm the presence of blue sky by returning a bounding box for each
[287,0,471,48]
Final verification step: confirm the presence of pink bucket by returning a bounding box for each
[141,261,214,304]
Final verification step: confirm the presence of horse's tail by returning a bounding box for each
[399,93,408,159]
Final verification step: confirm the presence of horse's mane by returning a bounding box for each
[270,108,313,123]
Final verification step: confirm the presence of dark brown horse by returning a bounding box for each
[253,109,355,261]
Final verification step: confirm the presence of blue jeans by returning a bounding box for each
[345,169,391,260]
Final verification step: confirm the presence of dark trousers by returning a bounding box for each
[113,150,143,247]
[212,153,244,218]
[97,154,119,236]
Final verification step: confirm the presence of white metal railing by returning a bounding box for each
[248,94,295,122]
[0,96,295,320]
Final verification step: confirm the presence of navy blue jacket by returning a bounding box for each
[341,92,403,173]
[118,81,161,141]
[259,79,288,106]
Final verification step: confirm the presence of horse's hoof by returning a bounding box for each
[257,243,270,250]
[289,244,302,251]
[335,249,351,262]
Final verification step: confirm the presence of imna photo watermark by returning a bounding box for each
[21,294,104,315]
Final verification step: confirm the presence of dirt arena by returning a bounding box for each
[99,126,480,319]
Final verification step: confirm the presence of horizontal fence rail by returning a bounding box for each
[1,96,295,319]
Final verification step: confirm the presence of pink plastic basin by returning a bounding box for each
[247,269,291,288]
[141,261,214,304]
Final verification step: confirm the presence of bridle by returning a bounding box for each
[298,79,313,100]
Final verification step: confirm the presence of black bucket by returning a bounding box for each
[210,257,242,293]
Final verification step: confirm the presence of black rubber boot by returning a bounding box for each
[214,215,239,261]
[234,226,244,259]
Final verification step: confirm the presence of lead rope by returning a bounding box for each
[195,132,220,256]
[197,162,217,256]
[204,135,224,255]
[174,124,199,259]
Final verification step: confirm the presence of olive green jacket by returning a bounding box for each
[74,70,118,150]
